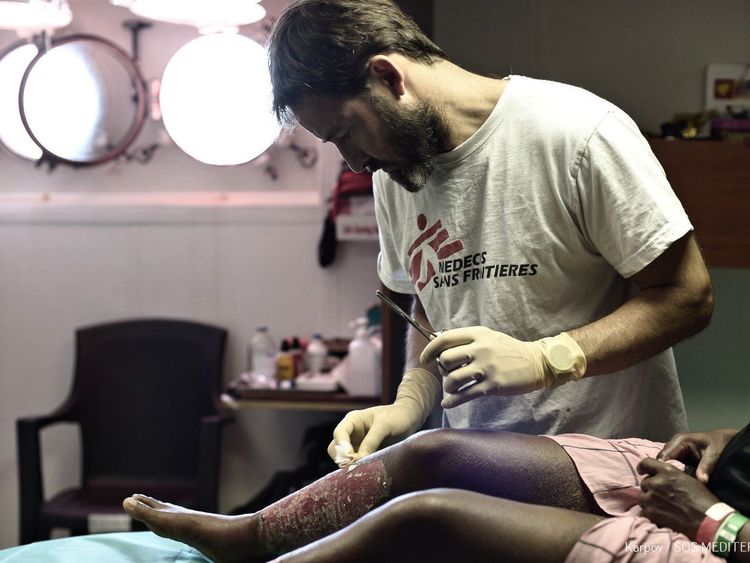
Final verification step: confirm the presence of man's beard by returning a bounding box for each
[368,94,450,193]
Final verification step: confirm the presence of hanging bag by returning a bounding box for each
[318,163,373,267]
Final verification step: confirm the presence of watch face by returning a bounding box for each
[548,342,575,372]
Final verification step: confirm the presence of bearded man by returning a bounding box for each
[268,0,714,461]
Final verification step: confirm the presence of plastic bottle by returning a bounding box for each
[290,336,304,378]
[345,318,380,396]
[275,339,295,387]
[249,325,277,379]
[305,334,328,375]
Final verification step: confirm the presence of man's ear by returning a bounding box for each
[368,55,406,98]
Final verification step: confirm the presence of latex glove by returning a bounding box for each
[328,368,440,466]
[420,327,586,409]
[657,428,739,484]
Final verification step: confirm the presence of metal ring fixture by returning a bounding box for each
[18,33,147,168]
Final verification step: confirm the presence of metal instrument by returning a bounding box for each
[376,290,482,393]
[375,290,438,341]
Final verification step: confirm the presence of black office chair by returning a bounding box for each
[16,319,232,544]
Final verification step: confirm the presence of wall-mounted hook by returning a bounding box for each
[122,19,151,63]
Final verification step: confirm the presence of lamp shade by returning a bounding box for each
[0,42,42,160]
[0,0,72,33]
[122,0,265,29]
[158,33,280,166]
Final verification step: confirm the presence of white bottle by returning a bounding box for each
[249,325,277,379]
[344,318,380,396]
[305,334,328,375]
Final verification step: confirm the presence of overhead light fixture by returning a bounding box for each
[0,41,42,160]
[110,0,278,166]
[158,32,280,166]
[112,0,265,33]
[0,0,72,35]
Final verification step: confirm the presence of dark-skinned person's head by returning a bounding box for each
[268,0,451,193]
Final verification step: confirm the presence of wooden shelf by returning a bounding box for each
[649,139,750,268]
[221,391,380,412]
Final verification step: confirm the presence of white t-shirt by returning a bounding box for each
[374,75,691,441]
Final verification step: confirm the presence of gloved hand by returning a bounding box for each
[328,368,440,466]
[420,327,586,409]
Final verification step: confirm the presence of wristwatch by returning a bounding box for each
[539,332,587,387]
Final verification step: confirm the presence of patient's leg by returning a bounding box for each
[386,429,602,513]
[276,488,605,563]
[125,458,393,563]
[124,429,601,562]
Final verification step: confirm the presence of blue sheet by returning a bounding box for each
[0,532,211,562]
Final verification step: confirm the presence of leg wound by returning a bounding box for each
[257,459,391,556]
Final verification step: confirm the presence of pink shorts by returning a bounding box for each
[547,434,721,563]
[564,516,721,562]
[546,434,684,516]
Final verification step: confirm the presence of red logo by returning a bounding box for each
[407,214,464,291]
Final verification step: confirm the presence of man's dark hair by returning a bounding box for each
[268,0,447,124]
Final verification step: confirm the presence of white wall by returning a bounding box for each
[435,0,750,135]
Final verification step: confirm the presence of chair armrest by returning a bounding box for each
[196,413,234,512]
[16,413,74,544]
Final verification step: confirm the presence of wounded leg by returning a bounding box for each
[124,429,603,561]
[275,488,606,563]
[124,459,392,563]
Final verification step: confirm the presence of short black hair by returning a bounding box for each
[268,0,447,124]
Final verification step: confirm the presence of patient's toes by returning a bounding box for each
[133,494,162,507]
[123,496,150,517]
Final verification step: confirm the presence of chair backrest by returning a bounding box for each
[67,319,227,485]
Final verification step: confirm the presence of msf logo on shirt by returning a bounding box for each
[407,213,464,291]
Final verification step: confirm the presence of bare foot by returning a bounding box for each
[122,494,262,563]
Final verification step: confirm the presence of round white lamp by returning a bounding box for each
[158,32,280,166]
[0,43,42,160]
